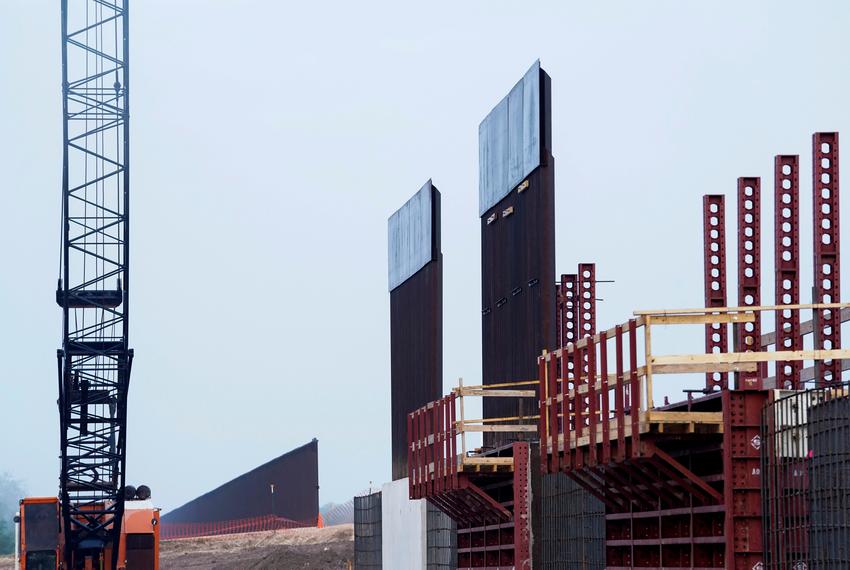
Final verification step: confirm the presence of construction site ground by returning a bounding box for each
[0,524,354,570]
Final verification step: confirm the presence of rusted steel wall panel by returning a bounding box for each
[479,61,546,215]
[161,439,319,524]
[480,65,554,448]
[813,132,842,386]
[390,184,442,480]
[480,164,555,446]
[703,194,729,391]
[388,180,438,291]
[775,155,803,389]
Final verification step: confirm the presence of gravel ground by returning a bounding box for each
[0,524,354,570]
[160,524,354,569]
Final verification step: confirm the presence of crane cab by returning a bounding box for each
[17,494,159,570]
[16,497,61,570]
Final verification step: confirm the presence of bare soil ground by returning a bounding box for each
[0,525,354,570]
[160,524,354,569]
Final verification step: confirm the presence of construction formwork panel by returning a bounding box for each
[540,472,605,569]
[812,133,842,386]
[161,439,319,526]
[480,64,554,446]
[455,443,535,570]
[354,491,383,569]
[389,182,442,480]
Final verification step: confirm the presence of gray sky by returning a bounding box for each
[2,1,850,512]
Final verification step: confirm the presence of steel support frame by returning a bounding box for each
[513,442,531,567]
[722,390,767,569]
[703,195,729,391]
[813,133,842,386]
[737,177,763,389]
[774,155,803,389]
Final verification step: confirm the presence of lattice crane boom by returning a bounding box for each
[58,0,132,565]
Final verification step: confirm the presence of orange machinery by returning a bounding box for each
[16,494,159,570]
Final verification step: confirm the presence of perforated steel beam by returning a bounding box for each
[813,133,841,386]
[774,155,802,389]
[557,273,578,348]
[703,195,728,390]
[577,264,596,339]
[737,178,762,389]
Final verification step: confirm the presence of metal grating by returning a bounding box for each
[540,472,605,569]
[762,385,850,569]
[354,491,383,569]
[426,502,457,569]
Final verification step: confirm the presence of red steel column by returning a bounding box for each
[703,195,729,391]
[577,264,596,339]
[775,155,802,389]
[813,132,842,386]
[737,178,763,389]
[560,274,578,346]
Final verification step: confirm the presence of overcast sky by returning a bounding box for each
[2,1,850,512]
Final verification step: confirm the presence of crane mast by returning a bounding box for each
[58,0,132,565]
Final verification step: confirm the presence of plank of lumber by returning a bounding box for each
[454,380,539,391]
[544,317,645,359]
[457,388,536,397]
[651,362,758,374]
[634,302,850,317]
[649,313,755,325]
[761,307,850,347]
[460,425,538,433]
[651,349,850,366]
[646,411,723,424]
[462,457,514,466]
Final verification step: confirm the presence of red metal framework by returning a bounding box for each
[578,263,596,339]
[737,178,763,389]
[703,195,729,391]
[775,155,803,389]
[556,273,578,348]
[813,132,842,386]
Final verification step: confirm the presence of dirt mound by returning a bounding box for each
[160,524,353,569]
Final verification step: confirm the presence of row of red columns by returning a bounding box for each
[702,132,841,390]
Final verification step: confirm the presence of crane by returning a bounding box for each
[16,2,158,568]
[57,0,133,564]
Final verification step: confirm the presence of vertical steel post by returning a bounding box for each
[775,155,802,389]
[737,178,763,389]
[703,195,729,390]
[813,132,842,386]
[600,331,611,464]
[587,337,598,466]
[577,264,596,339]
[538,356,549,474]
[548,355,560,473]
